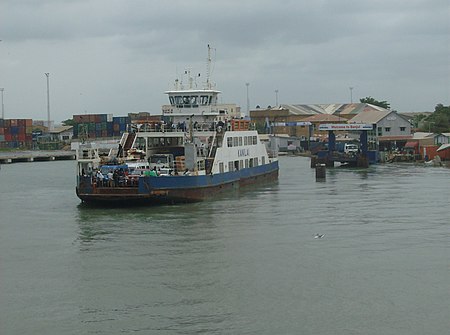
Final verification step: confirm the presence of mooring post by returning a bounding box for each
[315,163,326,180]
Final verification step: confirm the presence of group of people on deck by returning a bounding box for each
[93,166,178,188]
[94,168,129,187]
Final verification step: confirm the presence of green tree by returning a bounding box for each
[423,104,450,133]
[360,96,390,109]
[61,118,75,126]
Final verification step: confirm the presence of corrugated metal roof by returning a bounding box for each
[412,132,435,139]
[378,135,413,141]
[301,114,346,122]
[50,125,73,134]
[257,103,391,118]
[348,109,390,124]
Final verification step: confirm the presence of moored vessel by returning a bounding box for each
[75,47,279,205]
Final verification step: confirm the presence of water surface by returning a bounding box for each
[0,157,448,334]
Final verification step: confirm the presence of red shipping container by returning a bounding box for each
[25,119,32,127]
[0,127,4,135]
[423,145,450,161]
[5,134,12,141]
[4,119,10,127]
[18,133,26,141]
[18,119,26,126]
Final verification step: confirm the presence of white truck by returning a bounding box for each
[344,143,359,155]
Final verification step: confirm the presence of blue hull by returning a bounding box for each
[76,161,279,205]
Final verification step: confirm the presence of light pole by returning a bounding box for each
[245,83,250,117]
[0,88,4,119]
[275,89,279,107]
[45,73,51,131]
[349,87,354,103]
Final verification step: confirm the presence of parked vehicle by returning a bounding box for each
[344,143,359,155]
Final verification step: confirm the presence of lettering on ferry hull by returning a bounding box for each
[238,148,250,157]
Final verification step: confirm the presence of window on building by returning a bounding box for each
[400,127,406,132]
[233,137,239,147]
[219,162,224,173]
[252,136,257,145]
[239,137,243,146]
[228,161,234,172]
[385,127,391,132]
[262,156,265,165]
[377,127,382,136]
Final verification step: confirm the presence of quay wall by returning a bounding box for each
[0,150,76,164]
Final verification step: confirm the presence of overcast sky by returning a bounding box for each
[1,0,449,123]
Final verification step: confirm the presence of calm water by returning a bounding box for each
[0,157,449,335]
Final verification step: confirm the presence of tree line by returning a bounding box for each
[360,97,449,133]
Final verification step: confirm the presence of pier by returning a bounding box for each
[0,150,76,164]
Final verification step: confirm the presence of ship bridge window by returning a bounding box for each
[173,96,184,108]
[200,95,213,106]
[189,96,198,106]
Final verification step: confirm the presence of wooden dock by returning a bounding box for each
[0,150,76,164]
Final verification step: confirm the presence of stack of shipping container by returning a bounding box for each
[72,114,130,139]
[0,118,33,149]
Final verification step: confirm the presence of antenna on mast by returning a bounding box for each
[206,44,212,89]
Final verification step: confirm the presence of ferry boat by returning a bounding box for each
[75,47,279,205]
